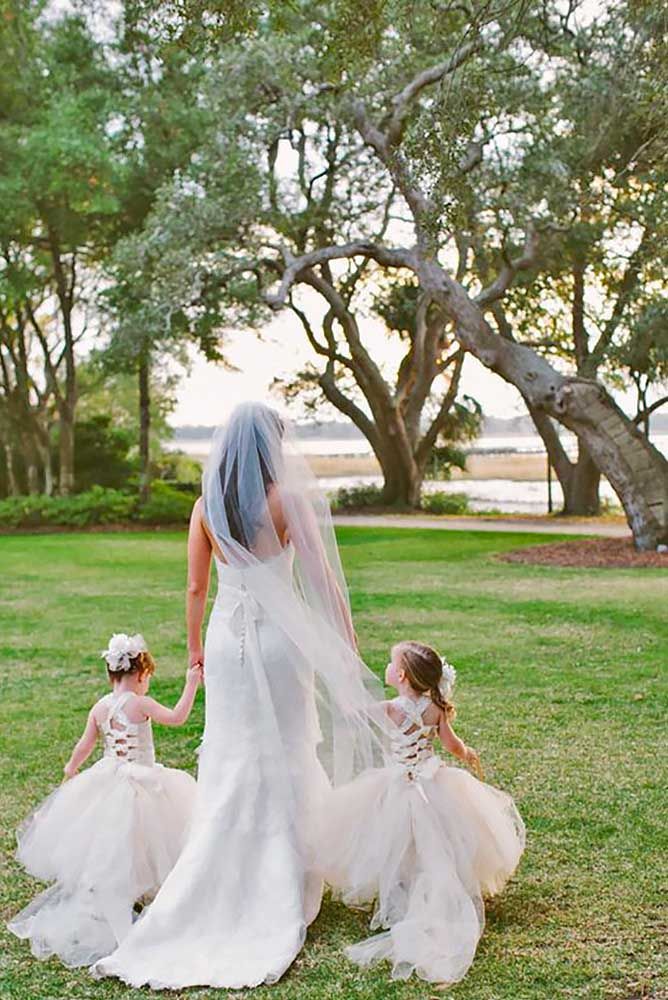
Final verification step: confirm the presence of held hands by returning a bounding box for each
[188,647,204,669]
[186,662,204,687]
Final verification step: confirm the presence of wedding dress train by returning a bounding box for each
[94,547,329,989]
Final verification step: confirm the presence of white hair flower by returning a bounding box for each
[439,658,457,701]
[101,633,147,672]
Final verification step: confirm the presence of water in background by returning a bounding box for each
[168,431,668,515]
[317,474,619,514]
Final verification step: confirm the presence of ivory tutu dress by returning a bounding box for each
[8,691,197,968]
[318,693,526,985]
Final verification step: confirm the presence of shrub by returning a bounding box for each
[153,450,203,488]
[0,482,197,530]
[332,484,385,511]
[135,481,195,524]
[420,491,470,515]
[0,487,136,529]
[71,416,137,491]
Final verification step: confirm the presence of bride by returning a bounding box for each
[94,402,387,990]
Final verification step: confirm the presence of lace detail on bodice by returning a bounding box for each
[100,692,155,766]
[390,695,439,782]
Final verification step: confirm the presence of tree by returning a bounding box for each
[106,0,668,547]
[95,7,491,505]
[264,1,668,548]
[465,0,668,515]
[69,415,136,492]
[0,8,124,492]
[276,274,479,504]
[97,7,220,499]
[0,3,217,498]
[0,246,57,495]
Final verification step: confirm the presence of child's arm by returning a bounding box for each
[63,709,99,779]
[438,713,481,774]
[138,665,203,727]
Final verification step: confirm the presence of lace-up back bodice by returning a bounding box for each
[100,692,155,766]
[390,695,438,780]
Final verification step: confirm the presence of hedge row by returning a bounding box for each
[0,482,473,530]
[0,483,196,529]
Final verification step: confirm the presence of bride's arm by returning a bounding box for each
[187,498,212,668]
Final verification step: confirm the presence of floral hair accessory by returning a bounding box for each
[439,658,457,700]
[101,633,147,672]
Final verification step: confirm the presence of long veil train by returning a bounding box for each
[93,403,390,989]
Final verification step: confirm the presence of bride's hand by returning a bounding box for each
[189,647,204,669]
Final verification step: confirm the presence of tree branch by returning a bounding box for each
[634,395,668,424]
[415,349,465,465]
[385,39,484,147]
[475,223,542,307]
[589,233,648,368]
[318,359,382,454]
[265,242,416,310]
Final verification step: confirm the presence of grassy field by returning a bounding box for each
[1,527,666,1000]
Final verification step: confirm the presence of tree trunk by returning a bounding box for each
[3,441,19,496]
[419,259,668,549]
[316,362,425,508]
[528,405,601,515]
[138,352,151,503]
[58,409,76,495]
[378,448,422,507]
[562,444,600,516]
[36,433,54,497]
[16,427,40,495]
[43,448,54,497]
[49,236,77,496]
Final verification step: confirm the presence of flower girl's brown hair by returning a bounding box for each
[108,651,156,683]
[395,641,455,718]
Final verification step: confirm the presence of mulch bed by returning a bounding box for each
[500,536,668,569]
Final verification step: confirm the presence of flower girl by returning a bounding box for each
[8,633,200,968]
[318,640,525,986]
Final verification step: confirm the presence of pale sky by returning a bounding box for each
[170,309,526,426]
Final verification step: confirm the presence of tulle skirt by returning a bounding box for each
[317,760,525,985]
[7,757,197,968]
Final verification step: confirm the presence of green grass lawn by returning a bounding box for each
[1,527,666,1000]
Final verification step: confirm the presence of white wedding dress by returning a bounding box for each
[94,545,330,989]
[94,402,387,990]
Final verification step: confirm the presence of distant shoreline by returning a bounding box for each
[308,452,554,483]
[166,445,573,483]
[171,412,668,441]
